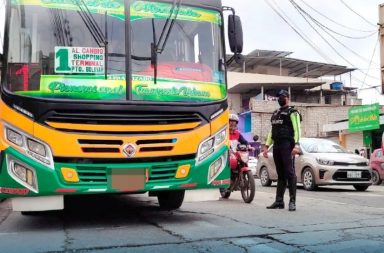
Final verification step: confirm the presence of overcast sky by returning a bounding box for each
[1,0,383,104]
[222,0,384,104]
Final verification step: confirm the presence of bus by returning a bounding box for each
[0,0,243,212]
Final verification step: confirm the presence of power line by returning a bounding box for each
[361,37,379,89]
[339,0,377,28]
[290,0,379,66]
[289,0,380,81]
[295,0,377,40]
[298,0,376,33]
[264,0,334,63]
[289,0,359,66]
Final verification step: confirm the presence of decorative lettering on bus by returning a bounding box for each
[135,85,211,98]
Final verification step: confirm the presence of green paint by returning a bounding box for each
[131,1,222,24]
[349,104,380,132]
[0,145,229,198]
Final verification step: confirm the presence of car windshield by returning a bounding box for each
[301,139,347,153]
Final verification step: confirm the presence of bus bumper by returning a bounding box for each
[0,145,230,198]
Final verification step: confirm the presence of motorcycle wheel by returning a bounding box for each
[241,171,255,203]
[219,188,231,198]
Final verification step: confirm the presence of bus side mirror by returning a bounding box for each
[228,15,243,55]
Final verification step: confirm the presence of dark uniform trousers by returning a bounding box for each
[272,141,297,204]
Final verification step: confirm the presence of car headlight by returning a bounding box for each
[316,158,334,166]
[4,124,54,169]
[197,127,227,162]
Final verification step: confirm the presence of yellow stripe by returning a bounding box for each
[46,121,201,132]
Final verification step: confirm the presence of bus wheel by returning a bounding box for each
[157,190,185,210]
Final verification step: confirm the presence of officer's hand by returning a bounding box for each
[291,145,301,156]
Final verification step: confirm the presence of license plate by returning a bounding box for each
[111,169,146,191]
[347,171,361,178]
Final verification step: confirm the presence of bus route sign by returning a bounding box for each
[54,46,105,74]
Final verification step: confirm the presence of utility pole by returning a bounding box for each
[379,4,384,94]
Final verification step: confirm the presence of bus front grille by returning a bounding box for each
[149,164,178,182]
[76,166,108,184]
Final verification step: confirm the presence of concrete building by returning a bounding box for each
[227,49,364,150]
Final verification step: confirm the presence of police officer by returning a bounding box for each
[262,90,301,211]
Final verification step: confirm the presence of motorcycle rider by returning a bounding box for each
[229,114,249,147]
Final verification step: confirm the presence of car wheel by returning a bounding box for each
[372,170,382,185]
[302,168,316,191]
[260,167,272,186]
[353,185,369,191]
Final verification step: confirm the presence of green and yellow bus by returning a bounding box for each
[0,0,243,212]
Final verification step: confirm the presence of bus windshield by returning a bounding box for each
[5,0,126,100]
[4,0,226,102]
[131,1,226,102]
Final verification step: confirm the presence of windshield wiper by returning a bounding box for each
[152,0,182,83]
[130,0,182,83]
[71,0,109,78]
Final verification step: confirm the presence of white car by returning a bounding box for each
[256,138,372,191]
[248,156,258,176]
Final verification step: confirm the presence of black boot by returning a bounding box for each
[288,177,297,211]
[267,179,286,209]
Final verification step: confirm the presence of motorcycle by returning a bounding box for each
[220,142,256,203]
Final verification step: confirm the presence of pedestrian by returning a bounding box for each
[262,89,302,211]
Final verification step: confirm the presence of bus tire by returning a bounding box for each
[157,190,185,210]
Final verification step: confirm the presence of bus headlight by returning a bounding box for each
[208,152,227,184]
[27,139,47,157]
[7,157,38,193]
[6,128,23,146]
[197,127,227,162]
[4,124,54,169]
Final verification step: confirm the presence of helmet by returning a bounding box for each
[276,89,289,97]
[229,114,239,122]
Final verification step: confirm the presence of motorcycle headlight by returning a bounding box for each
[316,158,334,166]
[197,127,227,162]
[239,152,249,163]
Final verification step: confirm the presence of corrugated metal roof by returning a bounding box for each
[227,49,355,78]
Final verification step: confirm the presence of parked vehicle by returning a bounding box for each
[257,138,372,191]
[248,156,258,176]
[220,144,255,203]
[369,148,384,185]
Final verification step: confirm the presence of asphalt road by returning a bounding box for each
[0,181,383,253]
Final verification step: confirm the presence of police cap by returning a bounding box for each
[276,89,289,97]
